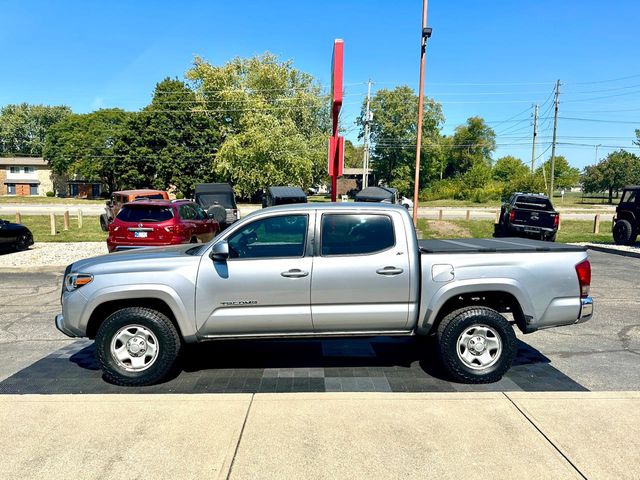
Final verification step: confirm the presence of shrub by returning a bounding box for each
[175,192,185,199]
[45,191,55,197]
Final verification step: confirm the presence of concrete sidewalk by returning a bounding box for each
[1,392,638,480]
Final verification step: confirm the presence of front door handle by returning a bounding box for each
[281,269,309,278]
[376,266,404,276]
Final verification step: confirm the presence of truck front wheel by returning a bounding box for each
[436,306,516,383]
[95,307,181,386]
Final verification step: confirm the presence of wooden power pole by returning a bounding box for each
[531,104,538,173]
[362,79,372,189]
[549,80,560,198]
[412,0,431,225]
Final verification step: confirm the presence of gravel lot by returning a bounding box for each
[0,242,107,269]
[574,242,640,255]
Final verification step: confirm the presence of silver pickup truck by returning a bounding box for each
[56,203,593,386]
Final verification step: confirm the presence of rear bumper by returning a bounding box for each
[508,224,556,235]
[576,296,593,323]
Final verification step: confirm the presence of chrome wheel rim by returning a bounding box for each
[456,324,502,370]
[110,325,159,372]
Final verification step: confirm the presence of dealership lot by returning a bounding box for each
[0,250,638,392]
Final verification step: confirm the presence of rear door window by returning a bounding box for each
[116,205,174,223]
[621,190,637,204]
[321,214,395,256]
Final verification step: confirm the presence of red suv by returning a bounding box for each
[107,200,219,252]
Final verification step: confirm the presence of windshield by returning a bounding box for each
[196,192,236,209]
[116,205,174,223]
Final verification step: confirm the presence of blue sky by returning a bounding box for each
[1,0,638,170]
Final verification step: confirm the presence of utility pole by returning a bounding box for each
[594,144,602,165]
[549,79,560,198]
[362,79,373,189]
[412,0,431,225]
[531,103,538,173]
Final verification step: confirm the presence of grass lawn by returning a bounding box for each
[20,215,107,242]
[417,218,613,244]
[0,196,104,205]
[419,191,617,209]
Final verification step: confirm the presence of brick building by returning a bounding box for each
[0,157,53,197]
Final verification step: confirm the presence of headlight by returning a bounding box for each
[64,273,94,292]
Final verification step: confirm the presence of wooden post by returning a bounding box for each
[78,209,83,229]
[495,210,500,223]
[465,210,471,221]
[63,210,70,231]
[557,214,562,231]
[50,213,56,236]
[593,214,600,234]
[438,209,443,221]
[15,212,21,224]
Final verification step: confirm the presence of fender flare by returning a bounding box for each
[417,278,535,334]
[80,284,197,341]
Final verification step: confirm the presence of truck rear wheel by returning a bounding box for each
[436,306,516,383]
[95,307,181,386]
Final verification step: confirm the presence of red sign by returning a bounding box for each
[331,39,344,121]
[329,39,344,202]
[327,136,344,177]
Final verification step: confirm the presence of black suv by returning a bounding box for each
[612,186,639,245]
[495,193,559,241]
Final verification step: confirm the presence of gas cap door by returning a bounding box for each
[432,264,455,282]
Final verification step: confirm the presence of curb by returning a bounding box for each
[585,245,640,259]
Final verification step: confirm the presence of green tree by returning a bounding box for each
[187,53,329,195]
[115,78,220,197]
[0,103,71,156]
[44,109,132,193]
[492,155,529,182]
[344,140,364,169]
[582,150,640,203]
[360,87,444,195]
[537,155,581,191]
[446,116,496,176]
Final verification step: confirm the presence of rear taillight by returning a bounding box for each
[575,260,591,297]
[232,208,239,218]
[553,214,559,227]
[509,210,515,222]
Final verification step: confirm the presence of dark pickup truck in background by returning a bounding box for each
[495,193,559,241]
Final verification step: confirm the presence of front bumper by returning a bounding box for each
[55,314,77,338]
[576,296,593,323]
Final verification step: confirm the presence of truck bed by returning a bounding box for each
[419,237,585,254]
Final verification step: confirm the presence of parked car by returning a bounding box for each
[106,200,219,252]
[495,193,559,241]
[194,183,239,230]
[262,186,307,208]
[100,189,169,231]
[612,185,639,245]
[57,203,593,386]
[0,218,34,252]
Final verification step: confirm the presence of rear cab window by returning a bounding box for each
[620,190,637,204]
[513,196,553,211]
[321,214,395,256]
[116,205,174,223]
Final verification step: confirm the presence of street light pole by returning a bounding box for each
[412,0,431,226]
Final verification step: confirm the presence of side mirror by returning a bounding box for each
[209,241,229,262]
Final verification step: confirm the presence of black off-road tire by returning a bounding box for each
[613,219,636,246]
[95,307,181,386]
[99,214,109,232]
[436,306,517,383]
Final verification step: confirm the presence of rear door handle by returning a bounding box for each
[281,269,309,278]
[376,266,404,276]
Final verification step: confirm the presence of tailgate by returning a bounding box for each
[512,209,557,229]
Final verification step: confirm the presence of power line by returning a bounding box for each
[568,73,640,86]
